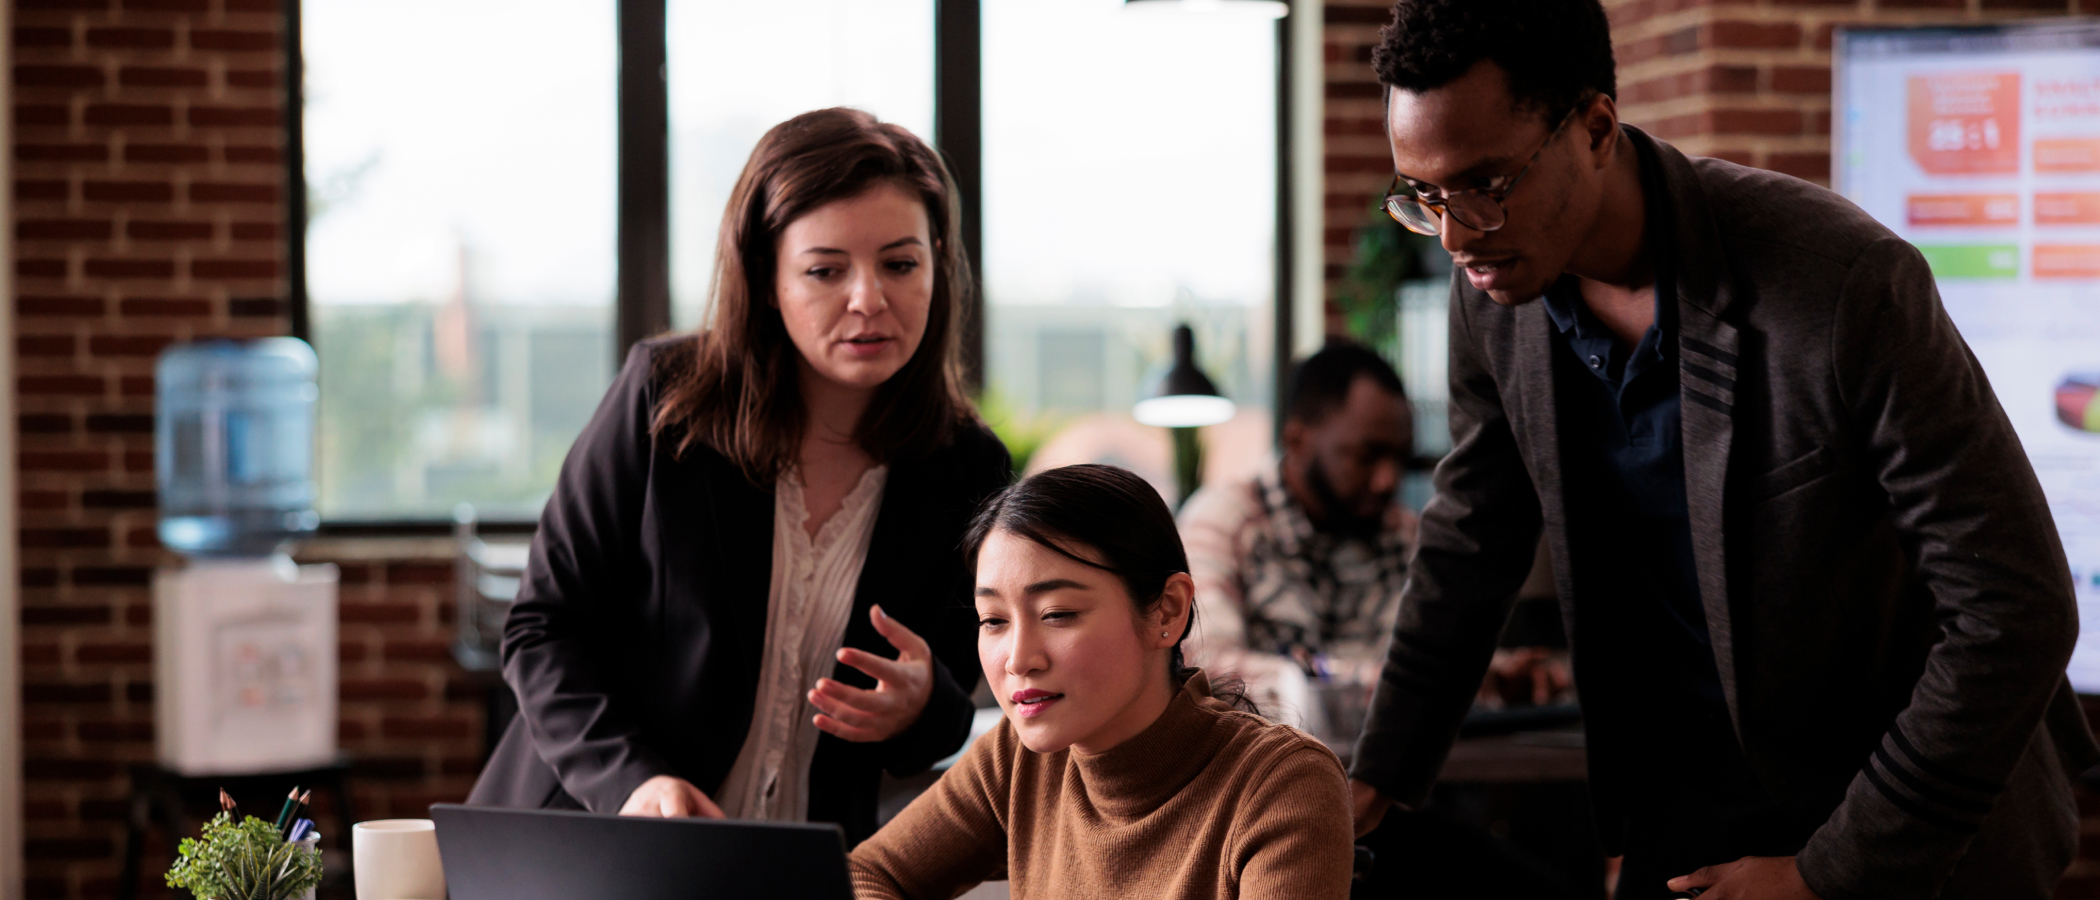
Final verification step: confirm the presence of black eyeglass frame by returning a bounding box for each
[1382,96,1592,236]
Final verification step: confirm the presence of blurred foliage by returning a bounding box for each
[978,388,1068,477]
[166,813,322,900]
[1332,203,1435,356]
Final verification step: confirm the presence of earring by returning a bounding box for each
[1160,631,1168,638]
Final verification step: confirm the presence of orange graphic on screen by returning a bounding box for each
[2035,138,2100,173]
[2033,244,2100,279]
[1906,194,2018,227]
[2035,192,2100,226]
[1908,72,2021,175]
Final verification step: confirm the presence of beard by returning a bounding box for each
[1304,455,1388,539]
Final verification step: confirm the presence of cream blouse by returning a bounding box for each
[716,464,889,821]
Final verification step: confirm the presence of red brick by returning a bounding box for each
[190,105,280,128]
[16,64,104,88]
[84,413,153,433]
[1978,0,2067,6]
[1324,6,1393,24]
[192,259,280,279]
[1876,0,1965,5]
[81,488,156,506]
[16,334,74,356]
[19,604,109,625]
[229,297,285,317]
[14,28,75,49]
[85,104,174,127]
[84,258,177,279]
[224,145,284,164]
[16,180,68,201]
[1325,82,1383,101]
[19,0,110,7]
[84,181,174,203]
[342,677,430,701]
[15,105,69,127]
[226,69,279,89]
[17,143,108,162]
[1771,66,1832,95]
[16,258,65,278]
[18,295,103,317]
[381,715,472,740]
[224,0,279,11]
[118,65,207,87]
[126,0,209,10]
[190,29,276,52]
[18,377,104,397]
[19,450,108,471]
[341,602,420,624]
[1707,108,1805,136]
[87,334,173,356]
[20,219,112,241]
[190,182,277,204]
[125,143,209,164]
[119,297,210,316]
[120,379,156,399]
[128,220,212,241]
[1767,152,1832,181]
[1707,20,1801,50]
[19,490,68,511]
[18,413,74,433]
[76,641,152,664]
[86,27,174,49]
[382,638,454,663]
[22,798,66,820]
[387,561,454,584]
[230,221,279,240]
[22,681,111,704]
[126,679,154,702]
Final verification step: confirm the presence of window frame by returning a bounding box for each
[287,0,1294,531]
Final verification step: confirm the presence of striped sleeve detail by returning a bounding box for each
[1859,727,2003,833]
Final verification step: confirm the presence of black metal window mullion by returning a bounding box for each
[936,0,984,391]
[285,0,309,342]
[615,0,672,364]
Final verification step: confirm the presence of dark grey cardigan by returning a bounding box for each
[1351,126,2098,900]
[467,335,1012,846]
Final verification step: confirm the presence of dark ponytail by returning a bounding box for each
[962,464,1257,714]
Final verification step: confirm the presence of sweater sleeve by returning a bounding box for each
[1230,744,1355,900]
[849,719,1013,900]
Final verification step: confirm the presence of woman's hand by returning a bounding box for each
[619,775,726,818]
[808,605,934,742]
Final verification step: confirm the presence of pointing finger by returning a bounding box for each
[869,605,930,660]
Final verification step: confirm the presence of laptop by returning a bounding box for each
[430,804,855,900]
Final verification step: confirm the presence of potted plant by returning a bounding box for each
[166,809,323,900]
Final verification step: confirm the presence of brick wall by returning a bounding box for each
[9,2,480,898]
[1322,0,1397,334]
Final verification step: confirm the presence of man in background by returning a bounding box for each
[1180,342,1417,731]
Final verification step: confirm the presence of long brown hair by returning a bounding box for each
[651,107,974,483]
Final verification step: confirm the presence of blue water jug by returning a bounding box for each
[155,338,321,556]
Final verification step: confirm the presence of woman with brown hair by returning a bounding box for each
[467,108,1011,845]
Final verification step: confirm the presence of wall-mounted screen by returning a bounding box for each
[1836,21,2100,693]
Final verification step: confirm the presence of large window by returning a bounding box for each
[301,0,1287,522]
[666,0,934,329]
[303,0,617,521]
[981,0,1278,434]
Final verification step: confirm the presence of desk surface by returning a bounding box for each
[1438,732,1587,784]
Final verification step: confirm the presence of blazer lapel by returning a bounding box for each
[1678,308,1741,721]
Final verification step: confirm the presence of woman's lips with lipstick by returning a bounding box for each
[1011,688,1064,718]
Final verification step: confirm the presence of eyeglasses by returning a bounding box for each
[1382,101,1586,237]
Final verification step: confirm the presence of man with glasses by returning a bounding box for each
[1346,2,2095,899]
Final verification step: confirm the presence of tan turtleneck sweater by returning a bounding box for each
[848,671,1354,900]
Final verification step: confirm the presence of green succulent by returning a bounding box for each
[166,813,323,900]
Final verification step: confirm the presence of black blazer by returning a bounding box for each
[467,335,1012,845]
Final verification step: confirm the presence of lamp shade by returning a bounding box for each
[1134,324,1237,428]
[1123,0,1288,18]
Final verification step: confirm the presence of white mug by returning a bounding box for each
[352,819,447,900]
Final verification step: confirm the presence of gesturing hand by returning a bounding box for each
[1666,856,1823,900]
[808,605,934,743]
[619,775,725,819]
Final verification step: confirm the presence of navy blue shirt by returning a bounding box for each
[1544,141,1777,835]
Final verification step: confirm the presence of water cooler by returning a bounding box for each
[153,339,340,775]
